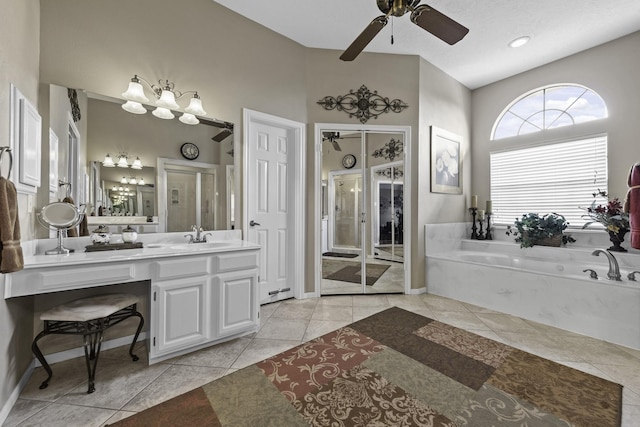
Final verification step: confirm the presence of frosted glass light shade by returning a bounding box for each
[117,156,129,168]
[122,101,147,114]
[129,177,137,185]
[102,154,116,167]
[138,178,145,186]
[131,157,143,170]
[156,90,179,109]
[184,96,207,116]
[152,107,175,120]
[122,81,149,103]
[121,176,128,184]
[179,113,199,125]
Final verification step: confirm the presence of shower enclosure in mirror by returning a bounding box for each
[320,129,406,295]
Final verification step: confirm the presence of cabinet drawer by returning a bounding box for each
[211,251,258,273]
[154,257,209,280]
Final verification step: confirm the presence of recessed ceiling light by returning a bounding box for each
[509,36,530,48]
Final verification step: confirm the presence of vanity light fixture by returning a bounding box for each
[121,176,128,184]
[121,75,207,125]
[104,153,143,169]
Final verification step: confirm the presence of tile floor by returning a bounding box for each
[4,294,640,426]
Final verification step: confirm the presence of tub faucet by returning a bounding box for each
[591,249,621,281]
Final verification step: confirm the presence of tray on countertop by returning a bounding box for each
[85,242,143,252]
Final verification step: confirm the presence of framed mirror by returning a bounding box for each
[67,89,237,231]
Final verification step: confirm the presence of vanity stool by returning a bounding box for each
[31,293,144,394]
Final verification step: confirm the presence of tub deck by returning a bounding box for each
[426,239,640,350]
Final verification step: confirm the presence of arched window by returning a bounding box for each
[492,84,607,140]
[490,84,608,226]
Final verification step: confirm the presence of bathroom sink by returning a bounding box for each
[170,241,234,251]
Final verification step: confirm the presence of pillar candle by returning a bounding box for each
[486,200,492,213]
[471,195,478,208]
[478,209,485,220]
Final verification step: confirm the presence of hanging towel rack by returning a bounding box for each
[0,146,12,179]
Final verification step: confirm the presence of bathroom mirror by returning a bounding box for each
[56,88,238,231]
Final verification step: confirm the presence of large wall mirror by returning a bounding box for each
[50,84,237,232]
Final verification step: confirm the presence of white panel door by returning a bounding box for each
[247,122,291,303]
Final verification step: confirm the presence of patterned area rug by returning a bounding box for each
[111,307,622,427]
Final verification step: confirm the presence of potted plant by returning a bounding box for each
[581,189,630,252]
[506,213,576,248]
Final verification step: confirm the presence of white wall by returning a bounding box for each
[0,0,40,414]
[471,31,640,207]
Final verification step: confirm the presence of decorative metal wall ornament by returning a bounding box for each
[67,89,81,122]
[372,138,403,161]
[317,85,408,124]
[375,167,404,180]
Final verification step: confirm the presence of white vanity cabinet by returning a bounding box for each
[149,249,260,362]
[3,240,261,365]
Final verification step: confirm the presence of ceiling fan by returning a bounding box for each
[322,131,362,151]
[340,0,469,61]
[201,119,234,142]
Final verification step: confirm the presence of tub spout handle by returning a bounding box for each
[583,269,598,280]
[627,271,640,281]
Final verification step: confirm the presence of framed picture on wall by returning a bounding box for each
[430,126,462,194]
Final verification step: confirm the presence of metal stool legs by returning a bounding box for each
[32,303,144,394]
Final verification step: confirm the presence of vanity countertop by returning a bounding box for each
[20,239,261,269]
[3,231,261,299]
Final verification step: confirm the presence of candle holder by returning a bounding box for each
[485,213,493,240]
[477,216,485,239]
[469,207,478,239]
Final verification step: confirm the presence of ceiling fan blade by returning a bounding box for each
[331,140,342,151]
[340,15,388,61]
[410,4,469,45]
[212,129,232,142]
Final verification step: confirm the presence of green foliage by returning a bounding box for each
[506,213,576,248]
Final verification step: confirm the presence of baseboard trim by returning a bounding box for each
[34,332,148,367]
[0,360,35,426]
[408,287,427,295]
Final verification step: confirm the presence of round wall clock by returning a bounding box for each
[342,154,356,169]
[180,142,199,160]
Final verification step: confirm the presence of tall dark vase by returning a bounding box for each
[608,228,628,252]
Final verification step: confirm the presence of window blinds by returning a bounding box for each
[490,135,607,226]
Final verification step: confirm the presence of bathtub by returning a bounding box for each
[426,239,640,350]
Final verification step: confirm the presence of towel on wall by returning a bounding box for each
[624,162,640,249]
[62,196,79,237]
[79,213,89,236]
[0,177,24,273]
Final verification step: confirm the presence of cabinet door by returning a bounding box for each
[215,270,258,337]
[152,276,211,356]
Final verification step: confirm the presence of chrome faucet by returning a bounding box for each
[591,249,621,281]
[184,225,211,243]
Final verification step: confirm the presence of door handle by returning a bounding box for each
[250,220,261,226]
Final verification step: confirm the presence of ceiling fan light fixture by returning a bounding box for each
[509,36,530,48]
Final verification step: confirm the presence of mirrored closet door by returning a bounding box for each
[320,129,405,295]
